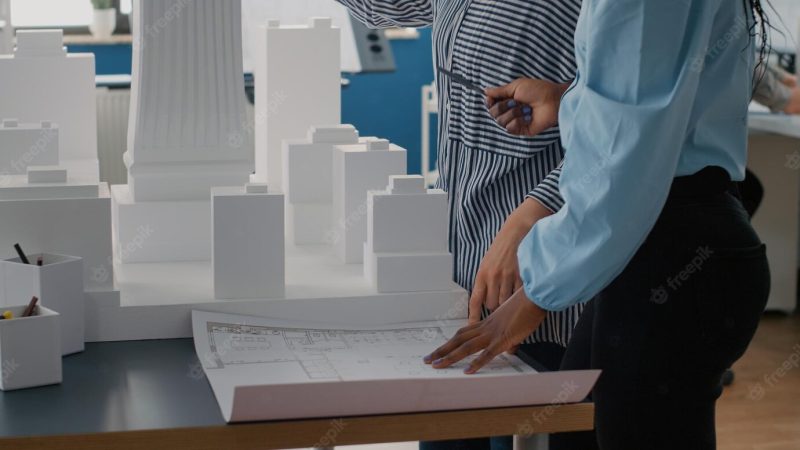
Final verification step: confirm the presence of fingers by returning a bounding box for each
[513,277,523,293]
[484,277,500,312]
[465,344,504,374]
[504,115,536,135]
[488,98,513,119]
[496,105,532,129]
[498,278,513,307]
[468,280,487,324]
[424,325,482,364]
[485,83,516,103]
[432,333,491,369]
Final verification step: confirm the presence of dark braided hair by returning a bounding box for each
[746,0,771,89]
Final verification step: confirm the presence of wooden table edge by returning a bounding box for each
[0,403,594,450]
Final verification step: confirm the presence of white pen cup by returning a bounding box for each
[0,253,84,355]
[0,304,62,391]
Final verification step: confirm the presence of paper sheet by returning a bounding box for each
[192,311,600,423]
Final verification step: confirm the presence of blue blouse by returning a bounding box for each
[519,0,754,311]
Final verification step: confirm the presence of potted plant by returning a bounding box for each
[89,0,116,40]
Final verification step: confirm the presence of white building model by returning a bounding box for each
[112,0,253,263]
[0,0,466,343]
[0,29,117,311]
[0,29,99,181]
[254,17,341,190]
[364,175,453,293]
[283,125,360,245]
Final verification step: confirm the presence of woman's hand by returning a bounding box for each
[469,198,554,324]
[425,288,548,374]
[784,86,800,115]
[780,73,798,88]
[485,78,571,137]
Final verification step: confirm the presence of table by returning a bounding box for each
[0,339,594,450]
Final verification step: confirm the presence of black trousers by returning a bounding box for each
[551,167,770,450]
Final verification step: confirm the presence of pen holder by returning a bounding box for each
[0,305,62,391]
[0,253,84,355]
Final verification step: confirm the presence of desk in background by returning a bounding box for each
[748,112,800,313]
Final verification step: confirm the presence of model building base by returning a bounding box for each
[82,243,466,342]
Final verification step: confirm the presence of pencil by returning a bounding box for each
[22,296,38,318]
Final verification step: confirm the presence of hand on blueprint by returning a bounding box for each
[426,287,547,374]
[470,198,554,322]
[485,78,571,136]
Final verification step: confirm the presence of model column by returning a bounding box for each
[113,0,253,262]
[124,0,251,201]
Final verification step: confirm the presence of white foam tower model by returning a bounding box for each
[283,125,359,244]
[0,30,98,181]
[112,0,252,262]
[212,183,285,300]
[364,175,453,293]
[254,17,341,189]
[332,138,407,263]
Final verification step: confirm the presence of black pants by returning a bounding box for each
[551,168,770,450]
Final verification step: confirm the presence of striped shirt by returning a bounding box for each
[338,0,583,347]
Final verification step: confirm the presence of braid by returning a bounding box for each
[745,0,771,90]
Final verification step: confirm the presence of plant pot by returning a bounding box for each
[89,8,116,40]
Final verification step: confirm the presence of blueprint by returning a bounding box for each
[191,310,600,423]
[199,317,532,380]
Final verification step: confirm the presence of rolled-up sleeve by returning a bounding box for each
[527,164,564,213]
[518,0,719,311]
[753,63,792,113]
[336,0,433,28]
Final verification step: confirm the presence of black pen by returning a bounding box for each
[437,66,486,95]
[13,243,30,265]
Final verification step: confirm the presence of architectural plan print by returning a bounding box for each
[201,318,533,381]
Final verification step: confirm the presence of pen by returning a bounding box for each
[14,243,30,265]
[437,66,486,95]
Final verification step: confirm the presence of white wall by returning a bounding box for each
[766,0,800,53]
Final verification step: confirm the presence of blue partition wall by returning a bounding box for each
[68,28,437,175]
